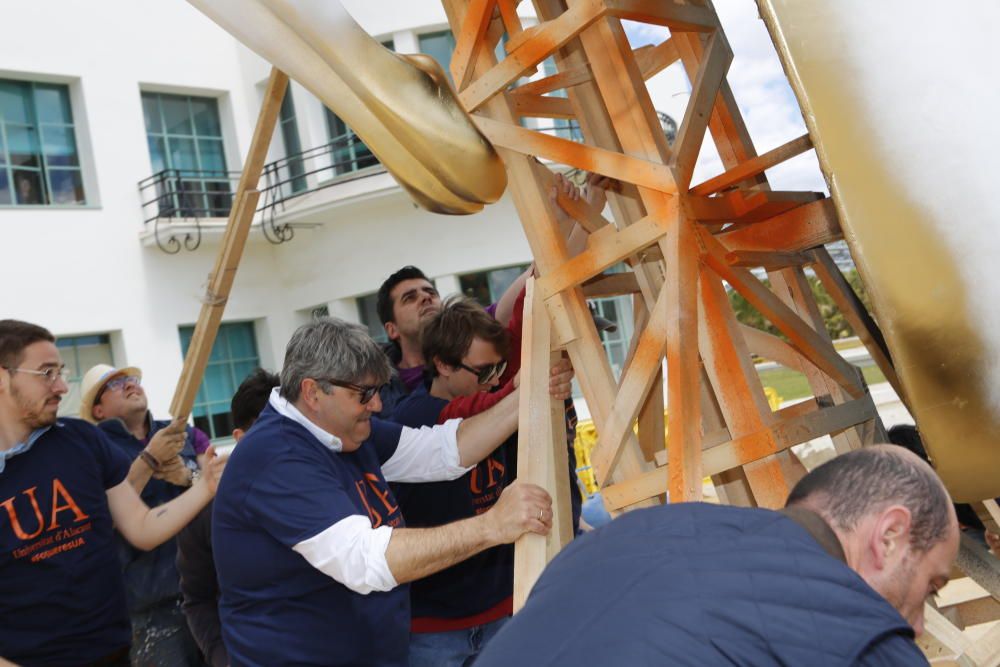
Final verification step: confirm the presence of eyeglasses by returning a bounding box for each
[457,360,507,385]
[94,375,140,405]
[317,378,384,405]
[3,365,69,386]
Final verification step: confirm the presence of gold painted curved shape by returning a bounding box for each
[187,0,507,214]
[758,0,1000,501]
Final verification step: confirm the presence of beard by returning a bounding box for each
[12,384,59,430]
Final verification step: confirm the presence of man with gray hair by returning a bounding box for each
[475,445,960,666]
[213,318,555,666]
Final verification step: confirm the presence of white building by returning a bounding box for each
[3,1,694,438]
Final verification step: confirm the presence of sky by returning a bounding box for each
[622,0,828,193]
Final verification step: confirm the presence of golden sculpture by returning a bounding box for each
[187,0,507,215]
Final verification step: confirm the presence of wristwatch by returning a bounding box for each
[139,450,161,472]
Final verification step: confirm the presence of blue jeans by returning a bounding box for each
[408,616,509,667]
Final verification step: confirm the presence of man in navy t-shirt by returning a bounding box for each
[0,320,226,666]
[213,318,555,666]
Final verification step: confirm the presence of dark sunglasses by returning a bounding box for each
[457,360,508,385]
[317,378,383,405]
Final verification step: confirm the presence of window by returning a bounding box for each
[540,58,583,141]
[179,322,260,441]
[419,30,457,80]
[278,92,306,193]
[0,79,86,206]
[142,92,231,217]
[459,264,530,307]
[56,334,114,416]
[325,108,378,176]
[357,293,388,344]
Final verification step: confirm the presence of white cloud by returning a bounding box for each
[622,2,827,193]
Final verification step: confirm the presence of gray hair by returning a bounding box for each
[280,318,391,402]
[786,445,952,553]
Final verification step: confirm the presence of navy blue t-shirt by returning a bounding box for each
[0,419,131,666]
[213,404,409,667]
[390,384,515,624]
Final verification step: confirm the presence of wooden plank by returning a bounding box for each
[450,0,497,91]
[510,62,594,97]
[170,69,288,417]
[535,213,667,300]
[672,31,732,189]
[589,280,671,484]
[532,162,611,233]
[496,0,523,34]
[809,246,904,399]
[473,116,677,195]
[716,197,842,253]
[686,190,822,223]
[634,38,680,81]
[700,230,865,399]
[603,0,717,32]
[662,216,702,501]
[602,397,877,509]
[513,278,569,611]
[962,620,1000,666]
[726,249,808,270]
[460,0,606,112]
[582,271,641,298]
[511,94,576,119]
[691,133,813,196]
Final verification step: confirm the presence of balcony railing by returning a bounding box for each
[138,132,386,253]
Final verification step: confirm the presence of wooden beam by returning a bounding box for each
[450,0,497,91]
[582,271,641,298]
[170,69,288,418]
[535,213,667,300]
[473,116,677,194]
[634,38,680,81]
[671,31,732,189]
[716,197,842,253]
[603,0,717,32]
[511,94,576,119]
[726,249,808,270]
[700,230,865,398]
[460,0,606,112]
[513,278,571,611]
[496,0,524,34]
[691,134,813,196]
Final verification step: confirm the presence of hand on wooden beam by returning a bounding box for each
[484,481,554,543]
[548,356,575,400]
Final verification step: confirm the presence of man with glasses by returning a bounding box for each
[389,296,523,666]
[213,318,554,666]
[0,320,226,666]
[79,364,211,666]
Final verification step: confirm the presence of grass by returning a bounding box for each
[757,363,886,403]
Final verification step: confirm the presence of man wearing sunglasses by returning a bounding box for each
[0,320,226,667]
[213,318,553,666]
[79,364,211,666]
[388,296,523,666]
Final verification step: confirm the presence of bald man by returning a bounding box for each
[476,446,958,666]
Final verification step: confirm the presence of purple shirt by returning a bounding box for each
[398,365,425,392]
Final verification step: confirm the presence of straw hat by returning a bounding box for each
[79,364,142,423]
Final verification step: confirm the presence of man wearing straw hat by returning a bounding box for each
[79,363,210,666]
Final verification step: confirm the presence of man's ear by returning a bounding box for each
[384,321,400,342]
[869,505,912,570]
[433,357,451,378]
[232,428,245,442]
[300,378,324,412]
[92,402,106,421]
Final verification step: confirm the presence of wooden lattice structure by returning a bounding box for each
[436,0,893,604]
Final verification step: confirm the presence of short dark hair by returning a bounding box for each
[0,320,55,368]
[376,266,431,326]
[887,424,928,461]
[421,296,509,378]
[231,368,280,431]
[786,446,951,553]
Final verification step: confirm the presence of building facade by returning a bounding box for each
[1,1,692,437]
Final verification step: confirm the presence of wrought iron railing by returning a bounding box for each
[139,132,385,253]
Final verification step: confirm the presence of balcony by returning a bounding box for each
[138,133,387,253]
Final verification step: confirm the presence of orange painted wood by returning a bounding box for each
[691,133,813,196]
[716,197,842,253]
[603,0,717,32]
[510,93,576,119]
[450,0,497,91]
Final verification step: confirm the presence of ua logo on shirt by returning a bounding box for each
[354,473,401,529]
[1,479,90,541]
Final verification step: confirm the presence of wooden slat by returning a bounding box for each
[582,271,641,298]
[450,0,497,91]
[496,0,523,34]
[511,94,576,119]
[532,162,611,233]
[473,116,677,194]
[603,0,717,32]
[716,197,842,253]
[691,133,813,196]
[460,0,606,112]
[170,69,288,417]
[700,230,865,398]
[513,278,571,611]
[662,216,702,502]
[726,249,808,270]
[634,37,680,80]
[809,246,904,399]
[671,31,732,189]
[686,190,822,223]
[535,213,667,300]
[589,280,671,485]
